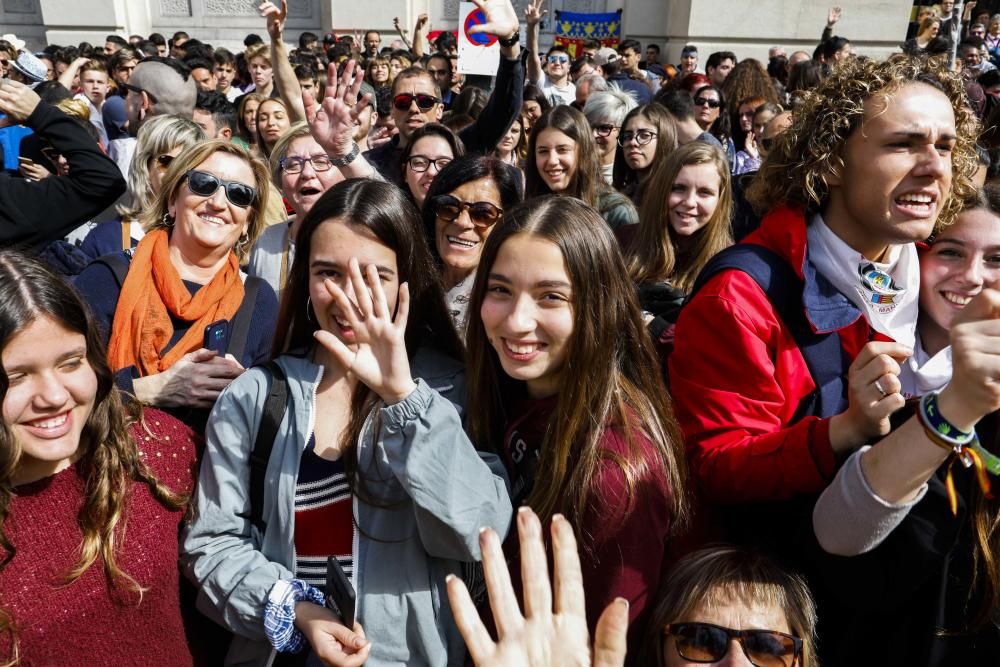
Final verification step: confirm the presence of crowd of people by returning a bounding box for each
[0,0,998,665]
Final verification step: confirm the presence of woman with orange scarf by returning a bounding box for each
[76,140,278,425]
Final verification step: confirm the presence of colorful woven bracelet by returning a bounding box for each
[918,391,975,449]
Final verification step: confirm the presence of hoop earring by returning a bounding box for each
[306,296,315,323]
[162,212,174,227]
[236,233,249,256]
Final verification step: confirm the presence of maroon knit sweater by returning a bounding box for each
[0,408,198,666]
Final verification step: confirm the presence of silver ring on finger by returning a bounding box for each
[874,379,888,398]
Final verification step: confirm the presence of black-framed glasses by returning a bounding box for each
[432,194,503,228]
[406,155,452,173]
[279,154,335,174]
[184,170,257,208]
[693,97,721,109]
[665,622,803,667]
[121,81,159,104]
[393,93,440,111]
[156,154,175,168]
[618,129,657,146]
[592,124,618,137]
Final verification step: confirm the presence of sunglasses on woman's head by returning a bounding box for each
[184,170,257,208]
[393,93,441,111]
[432,194,503,228]
[694,97,721,108]
[665,622,803,667]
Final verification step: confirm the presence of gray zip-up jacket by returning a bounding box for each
[181,349,512,666]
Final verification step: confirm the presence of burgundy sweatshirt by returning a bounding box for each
[501,393,674,655]
[0,409,197,666]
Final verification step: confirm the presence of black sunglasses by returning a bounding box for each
[184,170,257,208]
[694,97,721,109]
[393,93,440,111]
[666,622,803,667]
[432,194,503,228]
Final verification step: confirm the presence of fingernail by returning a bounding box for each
[615,597,629,610]
[552,513,565,523]
[517,505,531,514]
[445,574,456,583]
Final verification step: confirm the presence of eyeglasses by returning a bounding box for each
[618,129,657,146]
[547,55,569,64]
[432,194,503,228]
[665,622,803,667]
[120,81,159,104]
[406,155,452,173]
[184,170,257,208]
[693,97,721,109]
[393,93,441,111]
[156,154,175,168]
[279,154,335,174]
[592,124,619,137]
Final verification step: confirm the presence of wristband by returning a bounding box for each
[918,391,974,449]
[498,31,520,48]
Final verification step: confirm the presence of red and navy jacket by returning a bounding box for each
[669,206,878,504]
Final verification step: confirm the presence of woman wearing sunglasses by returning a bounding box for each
[75,140,278,429]
[692,85,734,165]
[525,105,638,230]
[400,123,465,209]
[641,546,817,667]
[79,115,206,265]
[612,103,678,205]
[420,155,523,330]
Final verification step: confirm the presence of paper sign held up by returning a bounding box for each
[457,1,501,76]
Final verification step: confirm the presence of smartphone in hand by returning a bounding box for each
[203,319,230,356]
[325,556,356,628]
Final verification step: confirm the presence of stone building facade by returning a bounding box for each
[8,0,911,64]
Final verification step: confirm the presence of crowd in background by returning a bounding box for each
[0,0,998,666]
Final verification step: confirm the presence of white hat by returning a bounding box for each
[1,33,26,52]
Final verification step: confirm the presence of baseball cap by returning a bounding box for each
[593,47,620,67]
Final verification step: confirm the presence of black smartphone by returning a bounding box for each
[203,319,230,356]
[325,556,356,628]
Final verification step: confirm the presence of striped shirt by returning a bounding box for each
[294,436,354,591]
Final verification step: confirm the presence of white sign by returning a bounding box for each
[457,1,501,76]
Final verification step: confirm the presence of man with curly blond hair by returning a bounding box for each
[669,54,982,666]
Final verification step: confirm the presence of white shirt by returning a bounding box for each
[539,73,576,107]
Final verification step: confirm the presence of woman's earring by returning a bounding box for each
[162,212,174,227]
[236,233,250,256]
[306,296,316,323]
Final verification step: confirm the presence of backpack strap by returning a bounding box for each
[689,243,848,419]
[245,360,289,536]
[227,275,261,363]
[91,250,133,288]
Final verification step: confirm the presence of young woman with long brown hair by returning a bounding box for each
[464,195,689,653]
[182,179,512,666]
[0,252,195,665]
[622,141,733,329]
[524,105,637,229]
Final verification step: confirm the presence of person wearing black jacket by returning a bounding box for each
[364,0,524,185]
[0,79,126,252]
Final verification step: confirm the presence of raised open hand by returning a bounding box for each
[827,5,842,27]
[525,0,547,28]
[447,508,628,667]
[467,0,520,38]
[304,60,370,156]
[259,0,287,40]
[313,258,416,405]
